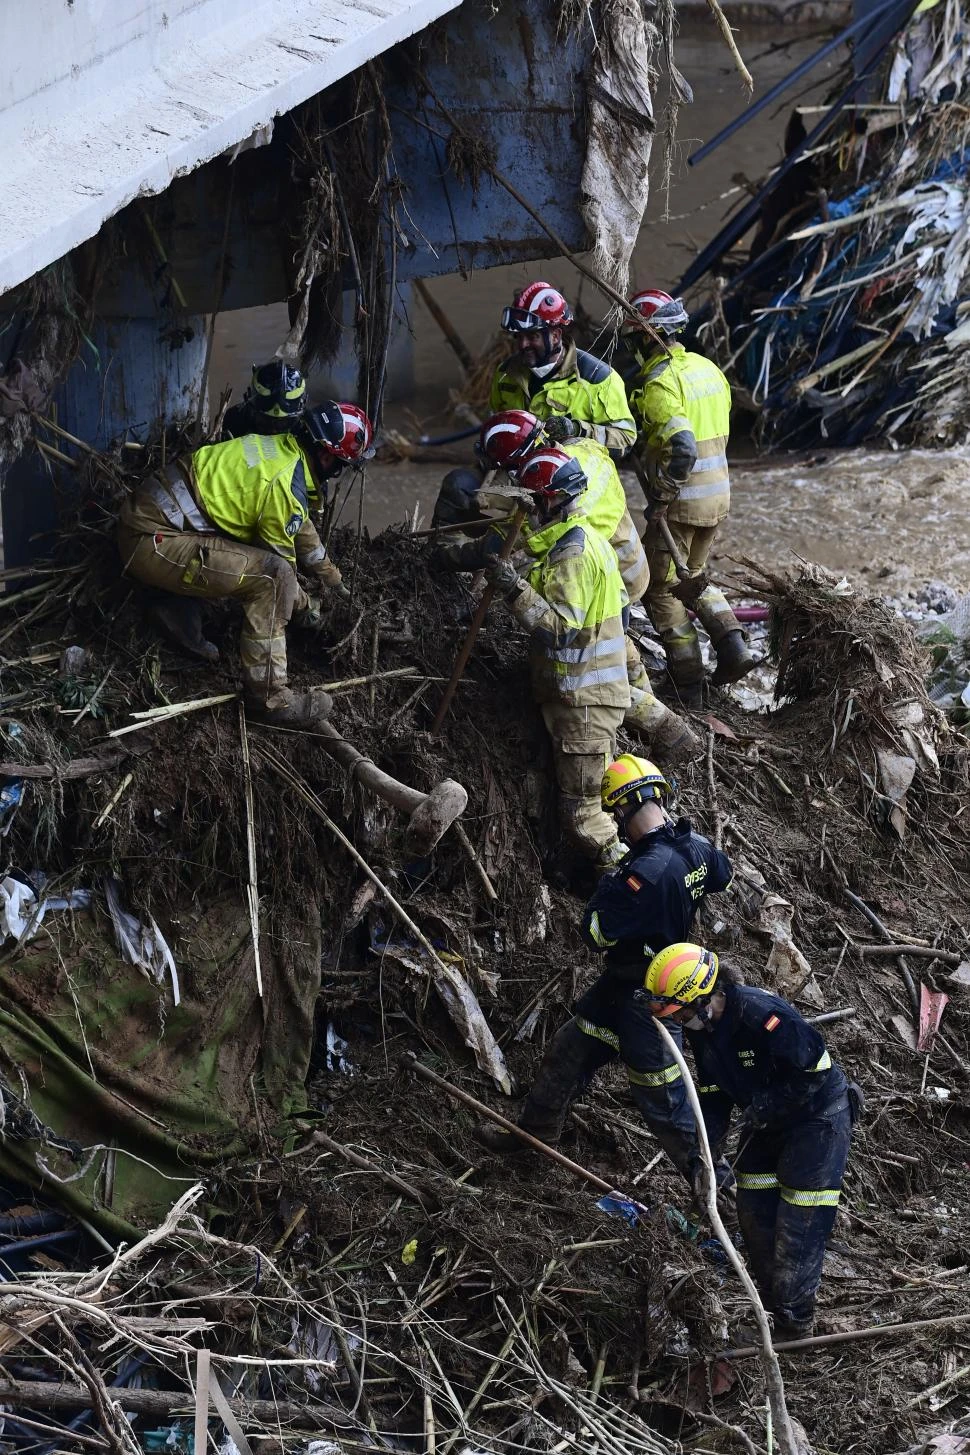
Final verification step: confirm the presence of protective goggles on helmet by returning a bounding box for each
[501,306,552,334]
[644,944,719,1016]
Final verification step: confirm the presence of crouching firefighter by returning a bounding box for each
[478,755,733,1183]
[435,446,631,871]
[469,411,699,761]
[622,290,759,706]
[644,942,862,1340]
[118,402,374,727]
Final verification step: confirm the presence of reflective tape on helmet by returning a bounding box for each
[736,1172,779,1191]
[627,1063,681,1087]
[586,911,617,949]
[576,1017,620,1051]
[779,1185,841,1208]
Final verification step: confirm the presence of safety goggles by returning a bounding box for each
[501,306,547,333]
[645,995,687,1019]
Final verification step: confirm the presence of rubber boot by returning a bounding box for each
[625,689,702,762]
[246,688,334,728]
[710,629,761,686]
[661,626,705,709]
[150,599,220,664]
[772,1315,814,1344]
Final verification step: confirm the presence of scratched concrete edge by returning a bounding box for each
[0,0,462,302]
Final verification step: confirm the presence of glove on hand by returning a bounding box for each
[544,414,584,443]
[484,558,523,597]
[333,581,352,602]
[292,597,324,630]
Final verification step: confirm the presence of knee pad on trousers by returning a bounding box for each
[691,585,742,646]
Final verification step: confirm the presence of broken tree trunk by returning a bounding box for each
[310,720,468,855]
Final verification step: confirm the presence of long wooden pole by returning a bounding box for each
[431,505,527,735]
[403,1053,639,1202]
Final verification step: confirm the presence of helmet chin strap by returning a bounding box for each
[529,329,564,376]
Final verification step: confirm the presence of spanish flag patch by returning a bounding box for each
[625,875,642,892]
[764,1014,781,1032]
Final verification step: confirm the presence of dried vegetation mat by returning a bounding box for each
[0,452,968,1455]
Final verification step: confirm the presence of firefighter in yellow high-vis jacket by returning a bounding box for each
[624,290,759,708]
[117,403,373,727]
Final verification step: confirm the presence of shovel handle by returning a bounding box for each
[656,515,692,582]
[626,452,692,582]
[431,504,528,735]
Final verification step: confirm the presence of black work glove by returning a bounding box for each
[544,414,584,443]
[484,558,523,597]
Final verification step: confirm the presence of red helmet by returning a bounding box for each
[516,447,587,504]
[478,410,544,469]
[501,281,574,334]
[305,402,376,463]
[623,290,689,336]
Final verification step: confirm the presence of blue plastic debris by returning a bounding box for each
[596,1193,647,1228]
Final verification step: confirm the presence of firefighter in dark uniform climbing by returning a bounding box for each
[643,940,860,1340]
[478,754,733,1184]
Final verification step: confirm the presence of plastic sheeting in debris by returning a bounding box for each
[371,926,512,1095]
[105,876,181,1006]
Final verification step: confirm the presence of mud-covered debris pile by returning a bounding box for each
[0,471,967,1455]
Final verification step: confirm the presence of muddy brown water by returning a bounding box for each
[210,20,970,597]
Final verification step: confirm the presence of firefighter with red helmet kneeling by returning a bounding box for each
[478,755,733,1177]
[435,446,631,871]
[622,289,759,706]
[644,941,862,1341]
[118,401,374,727]
[465,411,698,761]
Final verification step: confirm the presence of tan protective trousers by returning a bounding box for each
[118,487,309,708]
[643,519,742,683]
[540,701,625,865]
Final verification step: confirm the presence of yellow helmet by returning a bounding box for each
[602,754,671,815]
[644,942,719,1016]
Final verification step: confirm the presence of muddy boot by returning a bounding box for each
[150,599,220,664]
[626,689,702,762]
[772,1315,814,1344]
[246,688,334,728]
[711,629,761,686]
[662,626,705,709]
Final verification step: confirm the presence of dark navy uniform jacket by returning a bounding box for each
[688,983,848,1147]
[580,818,733,982]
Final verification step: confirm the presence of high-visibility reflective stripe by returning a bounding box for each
[779,1186,841,1208]
[660,415,692,438]
[145,476,213,534]
[576,1016,620,1051]
[683,377,728,402]
[300,543,328,566]
[678,477,729,501]
[812,1050,832,1071]
[540,634,625,664]
[689,453,729,474]
[698,1084,720,1095]
[736,1172,779,1191]
[556,663,628,692]
[586,911,617,949]
[644,359,671,383]
[628,1063,681,1087]
[614,535,643,564]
